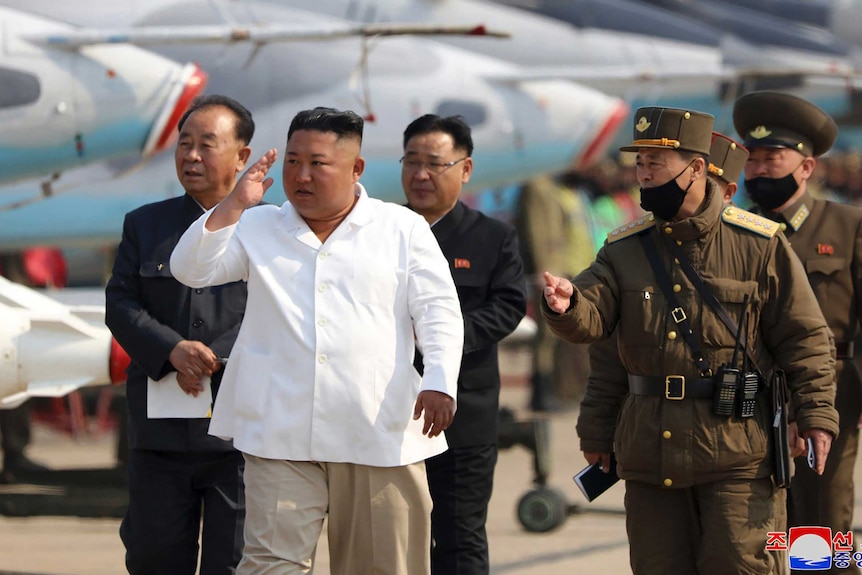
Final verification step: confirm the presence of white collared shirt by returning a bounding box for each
[170,184,463,466]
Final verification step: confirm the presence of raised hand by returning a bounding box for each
[207,149,278,231]
[231,148,278,209]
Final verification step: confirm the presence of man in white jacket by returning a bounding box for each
[171,107,464,575]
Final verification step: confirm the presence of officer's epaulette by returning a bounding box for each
[720,206,780,238]
[607,215,656,244]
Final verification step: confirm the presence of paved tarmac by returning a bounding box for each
[0,346,857,574]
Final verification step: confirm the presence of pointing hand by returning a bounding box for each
[543,271,574,314]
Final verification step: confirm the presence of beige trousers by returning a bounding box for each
[238,455,432,575]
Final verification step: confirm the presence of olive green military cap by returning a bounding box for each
[619,106,714,155]
[708,132,748,184]
[733,91,837,157]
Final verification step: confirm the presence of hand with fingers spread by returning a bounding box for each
[543,271,574,314]
[207,148,278,231]
[413,390,456,438]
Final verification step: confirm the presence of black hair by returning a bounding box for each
[402,114,473,156]
[287,107,364,143]
[177,95,255,145]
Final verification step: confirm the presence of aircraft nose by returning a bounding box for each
[519,80,629,172]
[142,63,209,157]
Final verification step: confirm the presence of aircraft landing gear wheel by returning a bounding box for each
[517,486,568,533]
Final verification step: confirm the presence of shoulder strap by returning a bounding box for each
[664,238,764,376]
[639,233,711,375]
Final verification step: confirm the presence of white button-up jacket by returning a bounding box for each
[170,185,464,466]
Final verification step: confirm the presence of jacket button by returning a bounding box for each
[663,478,673,487]
[672,284,681,293]
[662,430,672,439]
[193,319,204,328]
[195,288,204,294]
[667,331,677,340]
[664,227,673,235]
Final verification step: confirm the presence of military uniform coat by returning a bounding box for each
[769,190,862,426]
[106,194,248,452]
[546,182,838,488]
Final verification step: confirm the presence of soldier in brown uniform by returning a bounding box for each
[734,91,862,574]
[545,107,839,575]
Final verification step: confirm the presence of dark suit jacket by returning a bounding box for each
[106,194,248,452]
[417,201,527,447]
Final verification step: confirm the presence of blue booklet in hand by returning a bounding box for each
[573,453,619,502]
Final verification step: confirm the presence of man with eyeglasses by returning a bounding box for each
[401,114,527,575]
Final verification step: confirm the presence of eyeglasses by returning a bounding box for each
[399,156,468,174]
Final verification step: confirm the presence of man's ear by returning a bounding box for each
[353,156,366,182]
[461,157,473,185]
[724,182,737,203]
[799,156,816,181]
[691,156,706,180]
[237,145,252,172]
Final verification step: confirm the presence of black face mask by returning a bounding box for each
[744,171,800,212]
[640,162,693,221]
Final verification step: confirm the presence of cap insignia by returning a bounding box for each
[635,117,651,133]
[750,126,772,139]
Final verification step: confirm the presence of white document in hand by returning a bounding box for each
[147,372,212,419]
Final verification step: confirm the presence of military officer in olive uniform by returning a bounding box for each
[577,133,790,574]
[735,91,862,575]
[577,131,753,460]
[545,107,838,575]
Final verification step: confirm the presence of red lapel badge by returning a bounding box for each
[454,258,471,269]
[817,244,834,255]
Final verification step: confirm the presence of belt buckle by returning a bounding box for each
[665,375,685,400]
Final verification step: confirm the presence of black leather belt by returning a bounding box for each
[836,341,855,360]
[628,374,714,400]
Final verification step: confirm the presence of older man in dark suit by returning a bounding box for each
[401,114,527,575]
[106,95,253,575]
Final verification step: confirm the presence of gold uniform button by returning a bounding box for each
[664,478,673,487]
[664,227,673,235]
[663,430,672,439]
[668,331,677,340]
[675,240,682,246]
[674,258,680,264]
[672,284,681,293]
[779,222,787,232]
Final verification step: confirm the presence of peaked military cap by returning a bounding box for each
[619,106,714,155]
[708,132,748,184]
[733,91,837,157]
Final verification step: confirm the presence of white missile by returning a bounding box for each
[0,276,129,409]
